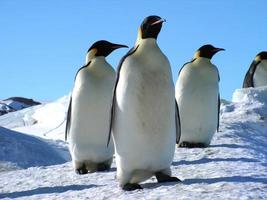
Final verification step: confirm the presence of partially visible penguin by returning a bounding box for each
[108,16,181,191]
[65,40,128,174]
[175,44,224,148]
[243,51,267,88]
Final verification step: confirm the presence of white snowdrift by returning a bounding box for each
[0,95,69,140]
[0,127,66,171]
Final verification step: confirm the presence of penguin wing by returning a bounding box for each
[243,60,260,88]
[217,93,220,132]
[65,96,72,141]
[107,45,139,146]
[64,62,91,141]
[175,100,181,144]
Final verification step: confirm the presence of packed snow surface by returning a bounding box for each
[0,87,267,199]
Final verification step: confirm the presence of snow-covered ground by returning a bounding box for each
[0,88,266,199]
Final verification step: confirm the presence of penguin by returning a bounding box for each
[243,51,267,88]
[108,16,181,191]
[65,40,128,174]
[175,44,224,148]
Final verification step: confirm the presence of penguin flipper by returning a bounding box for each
[217,94,220,132]
[175,100,181,144]
[65,96,72,141]
[243,60,260,88]
[107,45,139,147]
[65,62,91,141]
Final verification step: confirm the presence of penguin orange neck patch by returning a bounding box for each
[135,27,142,46]
[86,48,98,63]
[194,51,201,59]
[255,55,261,62]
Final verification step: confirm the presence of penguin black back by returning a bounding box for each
[243,51,267,88]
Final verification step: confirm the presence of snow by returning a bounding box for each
[0,87,267,199]
[0,97,41,116]
[0,127,66,170]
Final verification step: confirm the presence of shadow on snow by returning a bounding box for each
[172,157,259,166]
[183,176,267,185]
[0,184,98,199]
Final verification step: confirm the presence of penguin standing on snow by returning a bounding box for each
[109,16,181,191]
[175,44,224,148]
[243,51,267,88]
[65,40,128,174]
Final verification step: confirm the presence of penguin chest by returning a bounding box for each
[69,65,115,161]
[253,61,267,87]
[114,52,176,170]
[176,63,219,142]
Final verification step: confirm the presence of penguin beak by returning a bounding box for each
[213,48,225,52]
[151,18,166,26]
[111,44,129,49]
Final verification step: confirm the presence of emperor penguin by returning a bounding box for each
[243,51,267,88]
[108,16,181,191]
[65,40,128,174]
[175,44,224,148]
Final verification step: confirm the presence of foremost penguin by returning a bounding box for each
[243,51,267,88]
[65,40,128,174]
[175,44,224,148]
[109,16,181,191]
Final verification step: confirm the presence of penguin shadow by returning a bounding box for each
[0,184,99,199]
[107,167,117,172]
[172,157,259,166]
[141,178,181,190]
[182,176,267,185]
[140,175,267,189]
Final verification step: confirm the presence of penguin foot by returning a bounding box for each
[96,163,111,172]
[179,141,207,148]
[155,172,181,183]
[122,183,143,191]
[75,165,88,175]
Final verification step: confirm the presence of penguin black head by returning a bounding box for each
[139,15,166,40]
[194,44,225,59]
[255,51,267,62]
[87,40,128,60]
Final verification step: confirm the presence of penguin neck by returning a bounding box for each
[138,38,158,49]
[194,57,212,64]
[85,56,106,67]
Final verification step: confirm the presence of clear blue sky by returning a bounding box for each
[1,0,266,101]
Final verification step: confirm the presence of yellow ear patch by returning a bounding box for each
[86,48,98,63]
[255,55,261,62]
[194,50,201,59]
[135,27,142,46]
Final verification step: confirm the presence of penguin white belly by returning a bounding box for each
[114,47,176,183]
[69,65,115,163]
[253,61,267,87]
[176,62,219,145]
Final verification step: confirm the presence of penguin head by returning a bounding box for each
[255,51,267,62]
[138,15,166,41]
[86,40,128,62]
[194,44,225,59]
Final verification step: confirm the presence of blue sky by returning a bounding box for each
[0,0,266,101]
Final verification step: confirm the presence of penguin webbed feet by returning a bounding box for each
[75,164,88,175]
[96,163,111,172]
[155,172,181,183]
[122,183,143,191]
[179,141,207,148]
